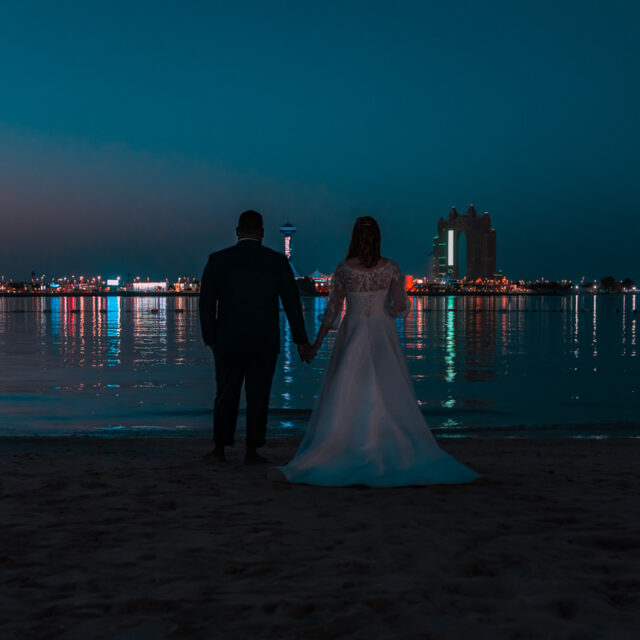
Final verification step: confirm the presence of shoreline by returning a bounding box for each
[1,421,639,440]
[1,436,638,638]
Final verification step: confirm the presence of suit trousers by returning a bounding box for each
[213,350,278,448]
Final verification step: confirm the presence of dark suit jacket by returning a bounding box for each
[199,240,308,354]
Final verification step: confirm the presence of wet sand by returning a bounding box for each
[1,436,638,639]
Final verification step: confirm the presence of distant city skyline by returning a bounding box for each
[1,2,638,282]
[0,198,637,284]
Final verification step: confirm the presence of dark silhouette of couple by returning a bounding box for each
[200,210,478,486]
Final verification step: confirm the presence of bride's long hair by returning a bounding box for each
[346,216,381,268]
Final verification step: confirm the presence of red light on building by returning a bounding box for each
[405,275,414,291]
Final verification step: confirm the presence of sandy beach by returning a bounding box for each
[1,436,638,639]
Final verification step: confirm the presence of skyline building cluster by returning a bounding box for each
[3,208,634,292]
[276,207,500,284]
[431,205,498,282]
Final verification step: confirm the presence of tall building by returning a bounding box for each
[432,204,497,280]
[280,222,300,277]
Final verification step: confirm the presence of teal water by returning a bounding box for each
[0,295,638,438]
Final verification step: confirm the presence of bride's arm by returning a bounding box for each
[313,323,331,351]
[313,264,346,351]
[386,261,411,318]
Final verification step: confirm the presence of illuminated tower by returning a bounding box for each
[279,222,300,277]
[432,204,497,281]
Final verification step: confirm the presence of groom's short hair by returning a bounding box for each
[237,210,263,235]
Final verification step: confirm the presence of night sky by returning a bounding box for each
[1,1,638,282]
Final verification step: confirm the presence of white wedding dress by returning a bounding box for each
[278,259,480,487]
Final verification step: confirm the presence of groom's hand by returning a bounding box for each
[297,342,314,363]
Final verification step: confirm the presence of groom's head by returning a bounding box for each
[237,210,264,241]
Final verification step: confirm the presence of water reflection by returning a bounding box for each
[444,296,456,383]
[592,295,598,358]
[106,296,121,366]
[281,321,293,408]
[173,298,187,366]
[464,297,497,383]
[572,295,580,358]
[632,295,637,356]
[399,293,639,433]
[50,297,60,351]
[130,297,169,366]
[0,293,638,436]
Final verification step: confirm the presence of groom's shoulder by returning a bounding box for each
[207,244,239,262]
[207,244,286,264]
[240,243,288,266]
[260,245,287,261]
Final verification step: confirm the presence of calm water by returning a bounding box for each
[0,295,638,438]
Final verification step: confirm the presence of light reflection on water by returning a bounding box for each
[0,294,638,438]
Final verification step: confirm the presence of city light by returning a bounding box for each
[0,219,635,299]
[132,282,168,292]
[280,222,300,277]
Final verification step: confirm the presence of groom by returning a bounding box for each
[199,210,313,464]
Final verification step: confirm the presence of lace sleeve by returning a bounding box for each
[385,260,411,318]
[321,263,347,330]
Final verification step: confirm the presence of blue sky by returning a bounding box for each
[0,1,638,280]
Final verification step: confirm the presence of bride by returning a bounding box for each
[277,216,480,487]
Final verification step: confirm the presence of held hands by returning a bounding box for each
[298,331,325,363]
[297,342,316,363]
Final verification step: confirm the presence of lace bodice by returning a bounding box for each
[321,259,410,329]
